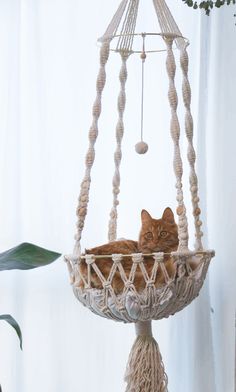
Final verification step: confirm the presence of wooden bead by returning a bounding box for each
[194,208,201,216]
[176,206,184,216]
[135,141,149,154]
[140,52,146,60]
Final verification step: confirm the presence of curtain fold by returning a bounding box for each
[0,1,235,391]
[205,7,236,392]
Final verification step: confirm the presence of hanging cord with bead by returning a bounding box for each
[135,34,149,155]
[140,34,146,142]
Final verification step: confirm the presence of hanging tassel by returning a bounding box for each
[124,321,168,392]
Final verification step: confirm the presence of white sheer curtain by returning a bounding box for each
[205,7,236,392]
[0,1,235,391]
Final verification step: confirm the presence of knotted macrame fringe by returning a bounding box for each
[124,322,168,392]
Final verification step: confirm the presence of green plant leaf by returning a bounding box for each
[182,0,236,13]
[0,314,23,350]
[0,243,61,271]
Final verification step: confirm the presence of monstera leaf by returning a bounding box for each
[0,242,61,271]
[0,314,23,350]
[0,242,61,358]
[0,315,23,391]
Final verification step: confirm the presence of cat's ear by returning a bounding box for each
[162,207,175,224]
[141,209,152,223]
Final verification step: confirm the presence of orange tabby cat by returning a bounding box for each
[79,207,179,293]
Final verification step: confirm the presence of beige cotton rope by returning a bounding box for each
[152,0,185,49]
[73,40,111,258]
[165,37,189,252]
[116,0,140,53]
[99,0,129,42]
[108,53,129,242]
[125,320,168,392]
[179,45,203,251]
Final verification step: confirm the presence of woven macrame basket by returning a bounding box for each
[66,250,214,323]
[65,0,215,391]
[66,250,214,391]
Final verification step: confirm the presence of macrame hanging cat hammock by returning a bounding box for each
[65,0,215,390]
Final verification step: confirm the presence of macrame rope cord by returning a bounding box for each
[165,37,189,251]
[179,45,203,250]
[116,0,140,53]
[108,53,129,242]
[152,0,185,49]
[125,321,168,392]
[100,0,129,42]
[73,40,111,258]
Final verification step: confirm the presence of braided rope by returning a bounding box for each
[179,45,203,251]
[108,53,129,242]
[99,0,129,42]
[152,0,185,49]
[117,0,133,51]
[165,37,189,251]
[116,0,140,53]
[73,41,111,258]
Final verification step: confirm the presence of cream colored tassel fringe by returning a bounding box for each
[124,321,168,392]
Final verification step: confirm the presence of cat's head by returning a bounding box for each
[138,207,179,253]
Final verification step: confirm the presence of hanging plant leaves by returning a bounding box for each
[0,243,61,271]
[0,314,23,350]
[182,0,236,14]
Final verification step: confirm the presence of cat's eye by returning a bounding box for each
[160,231,168,238]
[145,232,153,240]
